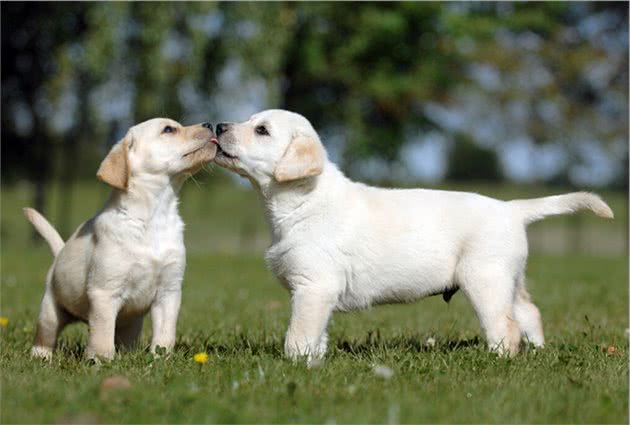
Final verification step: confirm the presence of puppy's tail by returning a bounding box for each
[509,192,614,226]
[23,208,65,256]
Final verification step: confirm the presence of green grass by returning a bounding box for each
[1,180,628,423]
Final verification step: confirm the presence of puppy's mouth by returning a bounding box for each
[183,139,217,157]
[212,140,238,159]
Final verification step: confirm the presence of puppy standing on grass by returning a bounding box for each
[24,118,217,360]
[213,109,614,362]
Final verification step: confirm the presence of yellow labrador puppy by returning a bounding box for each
[213,109,613,362]
[24,118,216,360]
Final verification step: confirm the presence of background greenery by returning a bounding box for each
[2,3,628,221]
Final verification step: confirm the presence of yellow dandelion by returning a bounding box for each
[0,317,8,327]
[193,352,208,364]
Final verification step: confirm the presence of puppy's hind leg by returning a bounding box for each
[115,317,144,352]
[32,288,70,360]
[458,263,521,357]
[513,276,544,347]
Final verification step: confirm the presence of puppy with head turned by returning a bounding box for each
[25,118,216,360]
[213,109,613,363]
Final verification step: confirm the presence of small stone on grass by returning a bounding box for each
[373,364,394,379]
[100,375,131,399]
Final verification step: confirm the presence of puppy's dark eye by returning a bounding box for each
[255,125,269,136]
[163,126,175,134]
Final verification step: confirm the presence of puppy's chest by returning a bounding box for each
[119,226,184,315]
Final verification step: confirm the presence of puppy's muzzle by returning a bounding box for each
[216,122,231,136]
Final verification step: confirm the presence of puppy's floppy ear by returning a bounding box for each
[273,133,324,182]
[96,134,131,190]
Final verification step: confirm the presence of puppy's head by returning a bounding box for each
[97,118,217,190]
[213,110,326,184]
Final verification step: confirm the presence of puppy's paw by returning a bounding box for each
[31,345,53,360]
[85,348,115,362]
[283,342,303,362]
[489,341,520,358]
[284,341,324,367]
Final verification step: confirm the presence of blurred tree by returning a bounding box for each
[1,2,90,233]
[1,1,627,196]
[2,2,226,234]
[446,133,501,181]
[441,2,628,187]
[234,2,627,184]
[237,2,462,177]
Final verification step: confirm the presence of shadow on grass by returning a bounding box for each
[179,333,484,358]
[55,333,485,360]
[334,335,483,356]
[57,342,86,359]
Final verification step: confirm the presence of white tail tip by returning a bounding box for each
[589,194,614,219]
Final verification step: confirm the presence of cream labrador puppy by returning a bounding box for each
[24,118,216,360]
[213,109,613,361]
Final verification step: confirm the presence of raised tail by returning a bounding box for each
[509,192,614,225]
[23,208,65,256]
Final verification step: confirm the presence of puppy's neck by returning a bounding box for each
[109,173,184,225]
[256,162,346,241]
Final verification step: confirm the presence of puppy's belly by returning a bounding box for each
[336,264,456,311]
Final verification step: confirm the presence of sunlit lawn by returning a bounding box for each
[1,180,627,423]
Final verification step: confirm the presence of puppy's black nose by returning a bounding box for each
[202,122,213,131]
[216,123,229,137]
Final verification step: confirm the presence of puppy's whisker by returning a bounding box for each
[188,173,204,189]
[202,163,215,176]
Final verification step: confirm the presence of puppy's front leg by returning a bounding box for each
[285,283,337,364]
[150,289,181,354]
[86,289,120,360]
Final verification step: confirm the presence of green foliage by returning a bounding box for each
[1,3,627,188]
[447,134,501,181]
[263,3,462,173]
